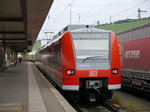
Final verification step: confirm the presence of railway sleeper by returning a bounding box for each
[80,88,113,102]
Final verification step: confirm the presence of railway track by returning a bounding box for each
[73,102,120,112]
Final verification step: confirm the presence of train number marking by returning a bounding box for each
[89,71,98,77]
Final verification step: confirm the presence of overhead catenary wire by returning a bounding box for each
[38,0,74,41]
[93,0,121,15]
[48,0,69,23]
[69,0,122,19]
[53,0,74,25]
[112,0,148,17]
[41,0,149,34]
[100,0,149,23]
[64,0,148,25]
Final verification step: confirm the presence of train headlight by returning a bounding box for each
[66,69,75,75]
[112,68,119,74]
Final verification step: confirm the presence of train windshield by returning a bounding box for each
[72,33,110,60]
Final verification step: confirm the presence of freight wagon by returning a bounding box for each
[117,23,150,92]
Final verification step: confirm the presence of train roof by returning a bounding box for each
[38,25,110,52]
[70,28,109,33]
[57,25,109,36]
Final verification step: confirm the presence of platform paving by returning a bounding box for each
[0,62,28,112]
[0,62,76,112]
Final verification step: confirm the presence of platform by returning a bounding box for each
[0,62,76,112]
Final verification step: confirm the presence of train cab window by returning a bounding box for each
[71,32,110,70]
[72,33,110,60]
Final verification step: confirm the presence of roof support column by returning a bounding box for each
[0,47,5,70]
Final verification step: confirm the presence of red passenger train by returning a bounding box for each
[34,25,121,101]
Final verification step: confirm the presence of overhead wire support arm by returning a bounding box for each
[69,4,73,25]
[137,8,147,23]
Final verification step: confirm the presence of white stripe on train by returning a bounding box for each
[108,84,121,90]
[62,84,121,91]
[62,85,79,91]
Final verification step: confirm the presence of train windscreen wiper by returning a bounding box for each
[82,55,108,62]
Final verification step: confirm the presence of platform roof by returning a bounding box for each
[0,0,53,52]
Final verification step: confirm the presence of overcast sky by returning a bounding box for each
[37,0,150,41]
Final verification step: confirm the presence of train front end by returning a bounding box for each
[61,27,121,101]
